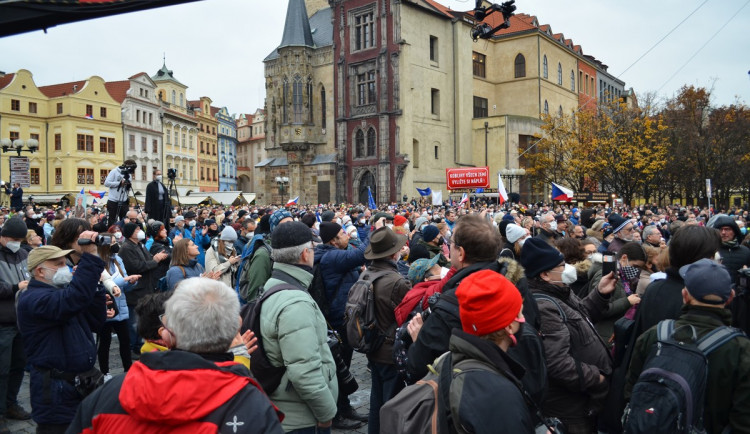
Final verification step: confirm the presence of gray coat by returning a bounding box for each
[0,245,29,325]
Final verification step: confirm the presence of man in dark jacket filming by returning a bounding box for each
[708,215,750,285]
[16,232,107,434]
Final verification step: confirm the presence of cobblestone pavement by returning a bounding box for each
[9,336,374,434]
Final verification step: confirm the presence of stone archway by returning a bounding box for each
[358,170,376,206]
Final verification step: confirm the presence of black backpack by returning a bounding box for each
[623,320,745,434]
[239,273,302,395]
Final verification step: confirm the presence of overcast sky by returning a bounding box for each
[1,0,747,115]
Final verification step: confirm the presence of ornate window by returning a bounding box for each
[353,10,375,51]
[292,76,303,124]
[514,54,526,78]
[366,128,376,157]
[282,78,288,124]
[355,129,365,157]
[557,63,563,85]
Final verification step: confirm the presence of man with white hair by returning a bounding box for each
[534,211,559,245]
[68,278,283,434]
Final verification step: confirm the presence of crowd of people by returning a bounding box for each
[0,196,748,434]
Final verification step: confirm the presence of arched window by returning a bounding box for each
[321,87,327,129]
[179,93,183,107]
[366,128,376,157]
[171,90,176,104]
[543,100,549,115]
[292,75,303,124]
[282,78,288,124]
[307,79,314,123]
[355,129,365,157]
[570,70,575,91]
[557,63,563,85]
[514,54,526,78]
[542,55,548,79]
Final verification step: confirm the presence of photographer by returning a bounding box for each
[103,160,137,226]
[16,232,107,433]
[144,169,171,229]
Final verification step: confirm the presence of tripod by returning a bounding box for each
[167,175,181,210]
[113,179,146,225]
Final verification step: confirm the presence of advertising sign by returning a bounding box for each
[446,167,490,190]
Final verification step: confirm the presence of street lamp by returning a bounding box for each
[499,167,526,196]
[0,138,38,155]
[275,176,289,201]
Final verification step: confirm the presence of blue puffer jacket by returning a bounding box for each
[165,260,204,291]
[16,252,106,425]
[313,230,371,328]
[107,255,131,322]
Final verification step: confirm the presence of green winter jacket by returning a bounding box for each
[259,262,338,431]
[625,305,750,434]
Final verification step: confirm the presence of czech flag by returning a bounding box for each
[459,193,469,205]
[88,190,106,199]
[551,182,575,202]
[497,174,509,205]
[416,187,432,197]
[84,114,94,119]
[286,196,299,207]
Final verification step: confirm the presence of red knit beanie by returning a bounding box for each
[394,215,407,227]
[456,270,522,336]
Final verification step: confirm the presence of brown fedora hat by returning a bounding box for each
[365,227,407,260]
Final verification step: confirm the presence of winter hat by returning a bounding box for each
[205,219,217,227]
[414,217,429,232]
[321,210,336,222]
[520,237,564,278]
[407,255,440,284]
[183,211,197,219]
[1,217,28,239]
[502,213,515,222]
[609,214,630,234]
[122,223,140,240]
[602,223,614,238]
[591,220,605,232]
[505,224,526,244]
[679,258,733,305]
[220,226,238,241]
[174,215,185,224]
[256,214,271,235]
[422,225,440,243]
[373,212,394,223]
[271,221,312,250]
[320,222,342,244]
[408,243,431,263]
[270,210,293,232]
[237,210,248,219]
[394,215,407,227]
[498,220,510,239]
[300,213,317,228]
[147,221,165,238]
[456,270,523,336]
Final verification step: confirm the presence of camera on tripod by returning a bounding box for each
[167,168,177,180]
[118,162,137,189]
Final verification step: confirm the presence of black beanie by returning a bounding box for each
[122,222,139,240]
[1,217,27,239]
[256,214,271,235]
[320,222,342,244]
[520,237,564,278]
[498,220,510,239]
[271,221,312,249]
[301,213,317,228]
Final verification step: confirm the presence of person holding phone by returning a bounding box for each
[205,227,241,290]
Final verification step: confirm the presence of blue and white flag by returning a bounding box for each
[416,187,432,197]
[367,187,377,210]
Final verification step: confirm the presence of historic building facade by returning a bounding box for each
[190,97,219,192]
[216,106,237,191]
[106,73,163,196]
[260,0,336,205]
[236,108,266,193]
[152,63,199,196]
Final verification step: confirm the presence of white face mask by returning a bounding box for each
[136,231,146,241]
[403,222,410,232]
[519,236,528,247]
[445,229,452,237]
[155,175,163,182]
[561,263,578,285]
[43,266,73,287]
[5,241,21,253]
[223,241,235,251]
[359,218,366,225]
[114,232,123,240]
[548,221,558,232]
[189,220,196,227]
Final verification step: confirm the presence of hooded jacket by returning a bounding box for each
[710,215,750,284]
[119,238,159,305]
[67,350,284,434]
[0,243,29,325]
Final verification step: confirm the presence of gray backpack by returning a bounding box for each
[343,270,389,354]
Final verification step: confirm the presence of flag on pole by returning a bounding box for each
[367,187,377,210]
[432,190,443,206]
[459,192,469,206]
[88,190,106,199]
[84,114,94,120]
[476,188,485,194]
[416,187,432,197]
[497,174,509,205]
[285,196,299,207]
[551,182,575,201]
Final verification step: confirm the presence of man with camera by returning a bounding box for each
[144,169,171,229]
[103,160,137,226]
[16,231,107,434]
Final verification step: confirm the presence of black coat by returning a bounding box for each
[119,239,159,306]
[144,180,170,224]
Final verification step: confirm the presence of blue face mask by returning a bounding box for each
[742,227,747,235]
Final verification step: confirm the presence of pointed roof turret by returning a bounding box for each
[152,61,185,87]
[279,0,314,49]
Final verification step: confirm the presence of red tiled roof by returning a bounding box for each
[128,72,149,80]
[0,73,15,90]
[104,80,130,103]
[423,0,453,17]
[39,80,86,98]
[210,106,219,117]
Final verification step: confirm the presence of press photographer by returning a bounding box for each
[103,160,137,226]
[15,231,108,433]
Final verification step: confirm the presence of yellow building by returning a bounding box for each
[0,69,123,203]
[190,97,219,192]
[152,63,199,196]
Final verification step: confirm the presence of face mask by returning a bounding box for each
[189,220,196,227]
[114,232,122,240]
[386,223,393,229]
[403,223,410,232]
[445,230,452,237]
[136,231,146,241]
[620,262,641,281]
[223,241,235,251]
[5,241,21,253]
[44,266,73,287]
[561,263,577,285]
[110,244,120,254]
[155,175,163,182]
[548,221,558,232]
[519,237,528,247]
[359,218,366,225]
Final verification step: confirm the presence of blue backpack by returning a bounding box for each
[623,320,746,434]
